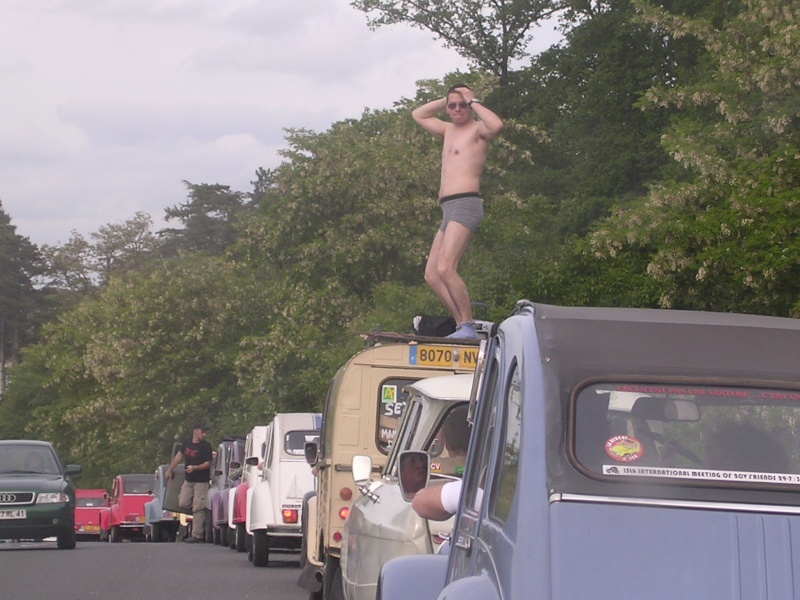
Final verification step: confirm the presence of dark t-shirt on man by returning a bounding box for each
[181,439,213,483]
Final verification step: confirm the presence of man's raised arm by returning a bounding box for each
[412,98,448,137]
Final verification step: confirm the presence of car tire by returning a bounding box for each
[235,522,247,552]
[323,560,344,600]
[151,522,162,543]
[109,526,121,543]
[252,530,269,567]
[228,526,237,550]
[213,526,221,545]
[220,524,228,546]
[205,516,213,543]
[57,529,76,550]
[299,490,315,569]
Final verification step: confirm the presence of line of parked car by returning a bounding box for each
[11,300,800,600]
[74,412,322,569]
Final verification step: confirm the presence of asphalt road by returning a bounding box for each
[0,538,309,600]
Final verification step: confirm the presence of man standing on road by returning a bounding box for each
[412,84,504,340]
[166,422,213,543]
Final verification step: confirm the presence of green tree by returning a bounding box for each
[40,212,159,291]
[351,0,560,82]
[160,182,252,256]
[39,233,94,293]
[233,106,445,408]
[90,211,159,284]
[3,255,262,485]
[0,202,41,395]
[587,0,800,314]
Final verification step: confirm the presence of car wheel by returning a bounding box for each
[252,530,269,567]
[228,526,237,550]
[205,516,213,543]
[57,529,76,550]
[299,506,310,568]
[220,524,228,546]
[323,560,344,600]
[213,526,221,545]
[151,522,162,543]
[110,526,121,543]
[235,523,247,552]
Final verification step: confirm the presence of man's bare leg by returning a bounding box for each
[425,223,474,326]
[425,230,460,320]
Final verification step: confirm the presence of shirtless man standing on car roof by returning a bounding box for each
[412,84,504,340]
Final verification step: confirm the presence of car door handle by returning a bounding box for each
[454,531,473,552]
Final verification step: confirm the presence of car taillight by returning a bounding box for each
[339,487,352,501]
[282,508,298,524]
[333,531,343,542]
[338,506,349,520]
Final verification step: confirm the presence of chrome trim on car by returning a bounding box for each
[551,492,800,515]
[0,492,34,505]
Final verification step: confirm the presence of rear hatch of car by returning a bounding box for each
[549,500,800,599]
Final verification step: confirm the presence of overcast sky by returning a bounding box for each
[0,0,559,247]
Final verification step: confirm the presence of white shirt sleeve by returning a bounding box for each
[440,480,463,515]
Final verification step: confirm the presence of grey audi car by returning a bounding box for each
[0,440,82,549]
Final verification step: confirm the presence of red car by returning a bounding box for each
[99,474,154,543]
[74,488,109,540]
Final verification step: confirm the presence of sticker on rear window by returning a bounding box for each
[605,435,644,462]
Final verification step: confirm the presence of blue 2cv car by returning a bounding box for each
[379,301,800,600]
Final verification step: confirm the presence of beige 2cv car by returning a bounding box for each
[341,374,473,600]
[298,333,480,600]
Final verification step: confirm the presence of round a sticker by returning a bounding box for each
[605,435,644,462]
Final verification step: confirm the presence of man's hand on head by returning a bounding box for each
[455,86,474,103]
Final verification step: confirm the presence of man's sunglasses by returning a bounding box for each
[447,102,469,110]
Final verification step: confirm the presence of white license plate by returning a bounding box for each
[0,509,26,519]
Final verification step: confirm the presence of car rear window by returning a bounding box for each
[77,497,106,507]
[574,382,800,487]
[122,475,153,494]
[285,430,319,456]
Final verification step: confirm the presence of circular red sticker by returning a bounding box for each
[605,435,644,462]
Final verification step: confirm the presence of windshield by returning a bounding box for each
[574,383,800,486]
[0,443,60,474]
[386,402,470,479]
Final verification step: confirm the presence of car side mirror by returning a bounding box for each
[304,441,319,466]
[398,451,430,502]
[245,456,259,466]
[65,464,82,476]
[351,455,373,488]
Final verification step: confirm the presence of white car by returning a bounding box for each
[247,412,321,566]
[341,374,472,600]
[229,425,269,552]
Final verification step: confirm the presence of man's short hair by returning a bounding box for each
[442,405,470,454]
[447,83,471,96]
